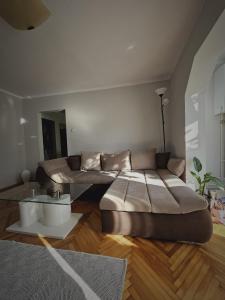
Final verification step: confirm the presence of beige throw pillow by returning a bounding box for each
[167,158,185,177]
[131,149,156,170]
[81,152,101,171]
[102,150,131,171]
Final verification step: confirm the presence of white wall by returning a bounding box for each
[169,0,225,158]
[185,10,225,187]
[0,91,26,188]
[23,82,170,172]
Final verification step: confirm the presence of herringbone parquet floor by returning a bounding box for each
[0,199,225,300]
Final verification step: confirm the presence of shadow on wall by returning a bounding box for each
[185,9,225,188]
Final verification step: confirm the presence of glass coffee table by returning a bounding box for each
[0,182,92,239]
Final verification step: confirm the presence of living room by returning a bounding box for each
[0,1,225,299]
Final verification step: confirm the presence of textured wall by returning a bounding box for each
[0,91,26,188]
[23,82,170,172]
[169,0,225,158]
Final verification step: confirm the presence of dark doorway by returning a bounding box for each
[60,126,68,157]
[42,118,57,160]
[40,110,68,160]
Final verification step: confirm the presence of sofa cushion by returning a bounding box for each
[51,170,84,183]
[39,158,84,183]
[100,168,208,214]
[157,169,208,213]
[39,157,68,173]
[100,171,151,212]
[167,158,185,177]
[81,152,101,171]
[156,152,170,169]
[73,171,118,184]
[131,149,156,170]
[67,155,81,170]
[145,170,180,214]
[101,150,131,171]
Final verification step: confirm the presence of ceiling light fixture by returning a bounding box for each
[0,0,50,31]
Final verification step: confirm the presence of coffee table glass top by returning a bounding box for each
[0,182,92,205]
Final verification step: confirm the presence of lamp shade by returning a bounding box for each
[155,87,167,96]
[162,98,169,106]
[0,0,50,30]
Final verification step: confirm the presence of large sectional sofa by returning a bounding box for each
[36,149,212,243]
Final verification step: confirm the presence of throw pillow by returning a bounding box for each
[101,150,131,171]
[167,158,185,177]
[81,152,101,171]
[67,155,81,170]
[131,149,156,170]
[156,152,171,169]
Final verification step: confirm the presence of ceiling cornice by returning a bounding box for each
[0,75,170,100]
[0,88,23,99]
[23,76,170,100]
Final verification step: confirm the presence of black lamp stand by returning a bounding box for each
[160,94,166,152]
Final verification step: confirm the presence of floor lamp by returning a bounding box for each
[155,87,170,168]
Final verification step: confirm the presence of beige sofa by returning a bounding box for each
[36,150,212,243]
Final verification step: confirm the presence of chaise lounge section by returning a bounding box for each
[36,149,212,243]
[100,169,212,243]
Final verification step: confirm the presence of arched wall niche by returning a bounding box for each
[185,9,225,188]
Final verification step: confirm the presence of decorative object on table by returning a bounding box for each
[21,169,31,183]
[190,157,224,198]
[0,240,127,300]
[155,87,170,168]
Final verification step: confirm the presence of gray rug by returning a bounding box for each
[0,240,127,300]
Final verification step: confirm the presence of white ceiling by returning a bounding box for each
[0,0,205,98]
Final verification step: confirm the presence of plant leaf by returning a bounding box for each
[203,173,213,183]
[190,171,202,185]
[193,157,202,173]
[210,177,225,189]
[204,172,212,178]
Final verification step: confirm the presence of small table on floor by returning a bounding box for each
[0,182,92,239]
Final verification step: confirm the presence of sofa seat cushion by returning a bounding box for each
[73,170,119,184]
[100,171,151,212]
[157,169,208,213]
[145,170,181,214]
[51,170,84,183]
[100,169,208,214]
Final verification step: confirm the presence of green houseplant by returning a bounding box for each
[191,157,224,196]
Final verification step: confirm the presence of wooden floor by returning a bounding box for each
[0,199,225,300]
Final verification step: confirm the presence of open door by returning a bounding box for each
[40,110,68,160]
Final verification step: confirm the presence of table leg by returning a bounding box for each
[41,203,71,226]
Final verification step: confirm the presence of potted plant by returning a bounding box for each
[190,157,224,197]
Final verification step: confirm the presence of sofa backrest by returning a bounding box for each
[38,157,73,182]
[40,151,186,179]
